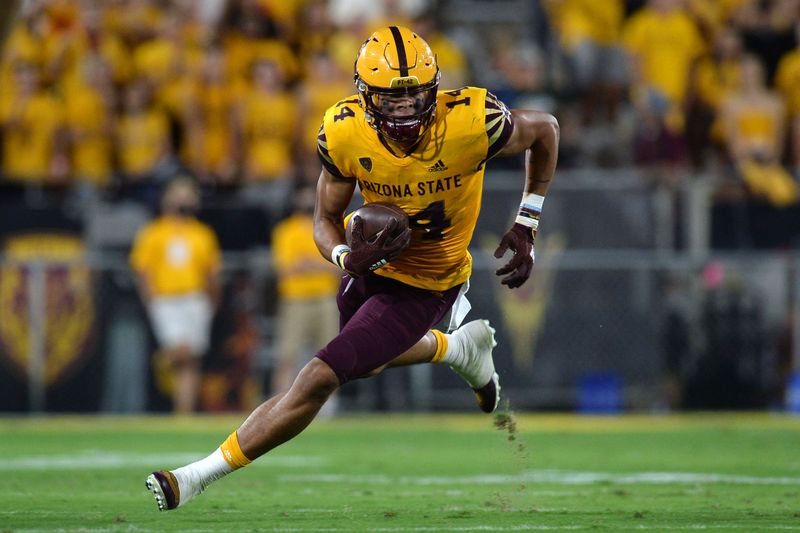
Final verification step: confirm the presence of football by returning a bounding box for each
[346,202,410,245]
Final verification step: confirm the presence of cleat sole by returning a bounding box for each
[146,471,179,511]
[145,475,166,511]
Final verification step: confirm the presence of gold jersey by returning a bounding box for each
[130,216,221,296]
[318,87,513,291]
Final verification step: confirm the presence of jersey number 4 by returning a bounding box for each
[333,99,359,122]
[333,106,355,122]
[409,201,451,241]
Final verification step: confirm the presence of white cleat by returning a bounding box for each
[448,319,501,413]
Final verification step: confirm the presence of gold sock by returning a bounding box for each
[220,431,252,470]
[431,329,448,363]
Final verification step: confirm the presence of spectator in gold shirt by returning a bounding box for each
[64,57,116,189]
[59,2,131,90]
[623,0,705,110]
[719,55,795,207]
[237,58,297,208]
[688,27,744,166]
[270,186,339,396]
[721,55,786,164]
[547,0,627,125]
[0,61,69,183]
[623,0,705,164]
[182,46,241,185]
[130,177,222,413]
[116,80,172,185]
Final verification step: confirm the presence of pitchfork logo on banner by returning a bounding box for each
[0,233,95,386]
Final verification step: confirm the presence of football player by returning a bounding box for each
[146,26,559,511]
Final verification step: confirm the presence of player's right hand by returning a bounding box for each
[343,216,411,277]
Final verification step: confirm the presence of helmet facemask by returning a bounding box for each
[356,73,440,147]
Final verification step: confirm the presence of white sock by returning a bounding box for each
[173,448,233,492]
[440,332,467,369]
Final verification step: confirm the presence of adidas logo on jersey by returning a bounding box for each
[427,159,448,172]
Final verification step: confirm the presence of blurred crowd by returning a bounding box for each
[541,0,800,211]
[0,0,469,209]
[2,0,800,212]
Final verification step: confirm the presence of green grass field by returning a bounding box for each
[1,412,799,532]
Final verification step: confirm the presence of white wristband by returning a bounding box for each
[515,192,545,231]
[331,244,351,270]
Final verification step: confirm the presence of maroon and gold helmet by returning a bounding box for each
[354,26,440,146]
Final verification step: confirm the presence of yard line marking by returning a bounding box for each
[2,528,584,533]
[521,470,800,486]
[280,469,800,486]
[0,452,326,470]
[9,523,800,533]
[629,527,800,531]
[267,524,588,533]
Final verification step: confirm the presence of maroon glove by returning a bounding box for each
[343,216,411,277]
[494,223,535,289]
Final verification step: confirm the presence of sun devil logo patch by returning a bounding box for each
[0,234,94,386]
[359,157,373,172]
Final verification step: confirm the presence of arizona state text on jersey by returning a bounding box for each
[318,87,513,291]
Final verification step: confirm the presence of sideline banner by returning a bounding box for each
[0,233,100,411]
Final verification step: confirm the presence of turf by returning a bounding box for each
[1,412,799,531]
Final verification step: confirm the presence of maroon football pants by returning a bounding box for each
[315,274,461,383]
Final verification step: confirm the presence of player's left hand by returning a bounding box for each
[494,223,535,289]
